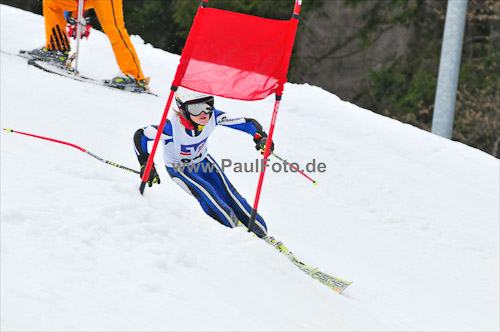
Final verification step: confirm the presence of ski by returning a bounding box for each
[235,221,352,293]
[264,236,352,294]
[15,50,157,96]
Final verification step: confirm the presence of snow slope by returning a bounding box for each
[1,5,499,331]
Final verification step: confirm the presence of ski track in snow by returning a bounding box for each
[1,5,499,331]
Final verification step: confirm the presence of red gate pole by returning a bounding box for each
[247,95,282,233]
[139,87,176,195]
[140,1,209,195]
[247,0,302,233]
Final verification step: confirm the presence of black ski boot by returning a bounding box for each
[106,75,150,93]
[28,47,69,66]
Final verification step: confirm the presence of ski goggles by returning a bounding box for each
[183,96,215,116]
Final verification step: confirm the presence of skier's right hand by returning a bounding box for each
[140,164,161,187]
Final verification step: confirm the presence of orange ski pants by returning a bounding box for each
[43,0,145,80]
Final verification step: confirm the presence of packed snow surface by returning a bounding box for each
[1,5,499,331]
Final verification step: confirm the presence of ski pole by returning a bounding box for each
[269,151,318,185]
[2,128,139,175]
[73,0,85,75]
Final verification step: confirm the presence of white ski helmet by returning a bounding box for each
[174,87,214,122]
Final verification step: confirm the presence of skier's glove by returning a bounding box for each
[140,164,161,187]
[254,134,274,155]
[138,153,160,187]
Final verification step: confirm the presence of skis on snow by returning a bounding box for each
[17,50,157,96]
[236,222,352,294]
[264,235,352,294]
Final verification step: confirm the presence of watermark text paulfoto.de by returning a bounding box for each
[172,159,327,173]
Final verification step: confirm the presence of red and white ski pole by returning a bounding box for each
[257,146,318,185]
[270,151,318,185]
[2,128,139,174]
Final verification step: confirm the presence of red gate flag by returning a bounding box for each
[173,4,299,100]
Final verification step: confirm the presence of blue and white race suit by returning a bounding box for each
[134,109,268,237]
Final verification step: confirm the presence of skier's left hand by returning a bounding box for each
[254,135,275,155]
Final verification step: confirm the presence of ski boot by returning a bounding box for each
[106,75,150,93]
[28,47,69,66]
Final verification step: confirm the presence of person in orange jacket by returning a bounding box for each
[28,0,149,92]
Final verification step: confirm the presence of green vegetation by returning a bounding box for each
[122,0,320,53]
[349,0,499,157]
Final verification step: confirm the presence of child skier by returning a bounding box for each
[133,88,273,238]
